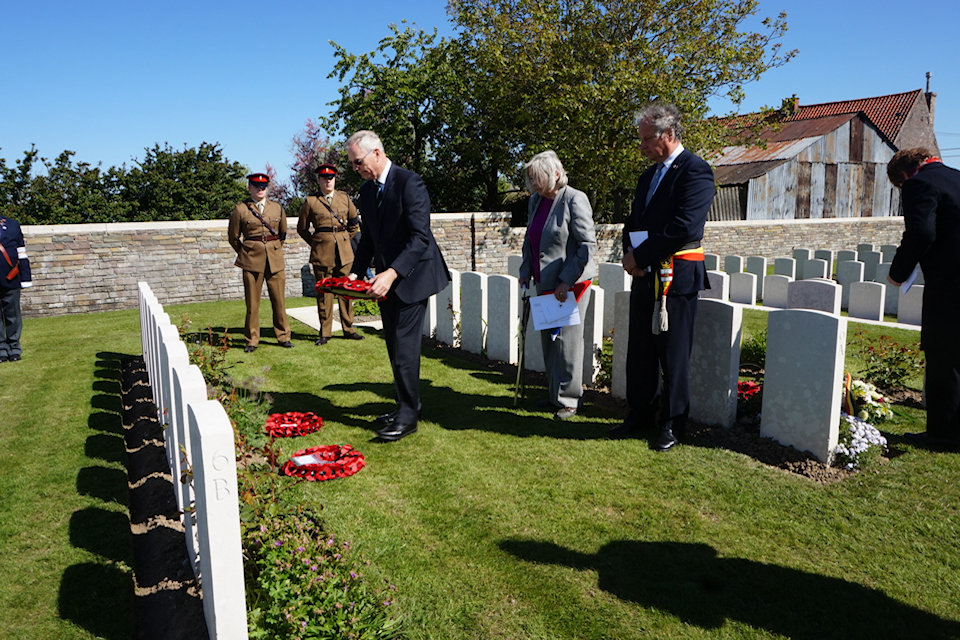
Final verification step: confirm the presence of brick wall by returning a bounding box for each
[20,214,905,318]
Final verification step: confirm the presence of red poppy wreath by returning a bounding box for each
[264,412,323,437]
[281,444,366,481]
[315,276,386,301]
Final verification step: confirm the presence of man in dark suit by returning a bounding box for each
[886,148,960,448]
[609,103,716,451]
[0,214,33,363]
[345,130,451,441]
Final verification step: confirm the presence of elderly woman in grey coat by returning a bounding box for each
[518,150,598,420]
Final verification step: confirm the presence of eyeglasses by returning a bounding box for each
[351,150,373,167]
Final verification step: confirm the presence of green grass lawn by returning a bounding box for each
[2,299,957,639]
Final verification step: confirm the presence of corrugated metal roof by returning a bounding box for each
[714,160,790,185]
[789,90,921,145]
[713,114,860,167]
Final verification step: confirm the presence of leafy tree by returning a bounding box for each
[122,142,248,221]
[322,0,793,219]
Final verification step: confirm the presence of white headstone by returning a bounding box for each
[814,249,833,277]
[792,248,812,280]
[787,279,841,315]
[486,275,519,364]
[745,256,767,300]
[847,281,886,322]
[761,309,846,462]
[836,250,857,263]
[507,255,523,278]
[898,284,924,326]
[836,260,864,310]
[689,299,742,428]
[436,269,461,347]
[612,291,631,400]
[874,263,898,316]
[803,258,828,280]
[723,255,744,274]
[856,243,875,254]
[859,251,882,281]
[880,244,898,263]
[704,253,720,271]
[729,272,757,305]
[774,257,796,279]
[763,274,793,309]
[582,287,603,385]
[598,262,631,338]
[460,272,488,355]
[701,270,729,301]
[188,401,249,640]
[422,294,437,337]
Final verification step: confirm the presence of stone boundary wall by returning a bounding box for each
[20,214,905,318]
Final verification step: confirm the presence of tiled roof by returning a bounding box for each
[788,89,923,145]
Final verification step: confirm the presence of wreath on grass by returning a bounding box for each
[315,276,386,301]
[264,412,323,437]
[281,445,366,481]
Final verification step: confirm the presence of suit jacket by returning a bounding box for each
[890,161,960,342]
[350,165,450,304]
[228,198,287,273]
[519,186,598,291]
[297,191,359,267]
[624,149,715,296]
[0,216,32,290]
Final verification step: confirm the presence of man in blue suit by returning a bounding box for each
[346,130,451,441]
[887,148,960,448]
[0,215,33,363]
[609,103,716,450]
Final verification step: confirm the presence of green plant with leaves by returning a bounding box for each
[851,326,924,389]
[740,328,767,371]
[245,509,403,640]
[351,298,381,317]
[595,337,613,388]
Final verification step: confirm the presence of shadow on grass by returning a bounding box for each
[500,538,960,639]
[59,352,136,637]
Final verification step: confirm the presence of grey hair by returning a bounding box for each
[346,130,385,154]
[524,150,569,193]
[634,102,683,141]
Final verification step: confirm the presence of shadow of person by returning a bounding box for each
[499,538,960,639]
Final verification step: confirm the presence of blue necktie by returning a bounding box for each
[376,181,383,209]
[645,163,664,206]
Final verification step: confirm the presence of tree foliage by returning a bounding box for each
[0,142,249,225]
[322,0,794,219]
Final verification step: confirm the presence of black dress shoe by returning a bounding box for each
[8,354,20,362]
[374,411,398,426]
[653,428,679,451]
[279,341,294,348]
[243,345,257,353]
[344,332,365,340]
[377,421,418,441]
[315,337,330,345]
[0,356,7,363]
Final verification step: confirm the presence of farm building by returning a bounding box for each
[710,88,939,221]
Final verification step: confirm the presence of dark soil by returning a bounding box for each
[120,357,209,640]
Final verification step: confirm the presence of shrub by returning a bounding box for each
[245,511,403,640]
[851,327,924,389]
[834,413,887,471]
[740,329,767,370]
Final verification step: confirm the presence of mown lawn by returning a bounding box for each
[1,299,957,640]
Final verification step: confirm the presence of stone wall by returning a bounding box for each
[20,214,906,318]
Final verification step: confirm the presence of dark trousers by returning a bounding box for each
[0,286,22,357]
[923,335,960,440]
[379,296,428,423]
[625,283,699,434]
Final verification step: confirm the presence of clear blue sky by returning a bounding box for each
[2,0,958,183]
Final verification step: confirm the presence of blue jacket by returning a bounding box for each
[0,216,32,291]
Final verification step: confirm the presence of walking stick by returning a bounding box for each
[514,286,531,407]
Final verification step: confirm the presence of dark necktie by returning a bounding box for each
[646,163,664,206]
[376,182,383,209]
